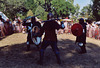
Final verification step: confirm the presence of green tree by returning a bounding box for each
[71,4,80,22]
[0,0,77,20]
[24,0,36,14]
[27,10,34,17]
[35,6,48,20]
[24,0,45,14]
[0,0,26,20]
[80,4,93,19]
[75,4,80,17]
[0,0,5,11]
[51,0,75,18]
[92,0,100,21]
[67,0,74,4]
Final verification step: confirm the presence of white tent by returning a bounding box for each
[96,21,100,24]
[0,12,9,21]
[63,19,71,22]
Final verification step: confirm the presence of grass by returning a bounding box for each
[0,33,100,68]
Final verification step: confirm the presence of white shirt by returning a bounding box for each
[0,20,4,27]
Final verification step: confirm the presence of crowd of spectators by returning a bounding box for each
[86,20,100,40]
[0,15,100,40]
[58,19,100,40]
[0,15,22,38]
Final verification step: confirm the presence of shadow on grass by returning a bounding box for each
[0,39,100,68]
[57,39,100,68]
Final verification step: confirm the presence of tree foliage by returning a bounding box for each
[0,0,27,20]
[27,10,34,17]
[24,0,36,14]
[67,0,74,4]
[80,0,100,21]
[92,0,100,21]
[80,4,92,18]
[35,6,48,20]
[51,0,75,18]
[75,4,80,17]
[0,0,77,20]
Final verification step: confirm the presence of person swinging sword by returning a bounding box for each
[37,12,65,65]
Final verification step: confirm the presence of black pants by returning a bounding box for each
[39,40,61,64]
[27,32,33,45]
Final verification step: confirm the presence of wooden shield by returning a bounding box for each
[31,26,41,45]
[71,23,83,36]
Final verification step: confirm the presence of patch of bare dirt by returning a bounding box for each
[0,33,100,68]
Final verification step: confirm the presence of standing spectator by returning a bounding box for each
[94,24,99,39]
[64,20,68,33]
[87,20,93,38]
[67,22,72,34]
[17,19,22,33]
[92,22,97,38]
[12,19,17,32]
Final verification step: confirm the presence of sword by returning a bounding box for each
[25,14,41,20]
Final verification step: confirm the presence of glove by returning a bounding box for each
[61,21,65,28]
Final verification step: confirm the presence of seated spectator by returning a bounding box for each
[0,20,6,38]
[4,19,13,35]
[0,15,7,37]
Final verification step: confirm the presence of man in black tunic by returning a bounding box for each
[23,16,41,51]
[75,18,87,54]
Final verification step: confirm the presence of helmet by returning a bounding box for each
[47,12,54,20]
[79,18,84,24]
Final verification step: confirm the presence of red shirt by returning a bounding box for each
[40,20,61,42]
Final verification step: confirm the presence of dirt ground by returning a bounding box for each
[0,33,100,68]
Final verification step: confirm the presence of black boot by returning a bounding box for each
[37,49,44,65]
[79,45,87,54]
[27,45,30,51]
[55,53,61,65]
[81,46,86,53]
